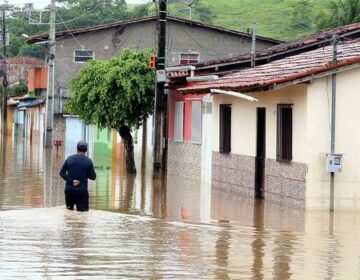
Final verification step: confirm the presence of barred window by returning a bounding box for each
[179,53,199,65]
[74,49,94,62]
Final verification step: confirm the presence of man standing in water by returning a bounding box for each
[59,141,96,211]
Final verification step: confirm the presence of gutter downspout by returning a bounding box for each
[330,35,338,212]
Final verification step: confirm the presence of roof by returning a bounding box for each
[178,39,360,94]
[26,16,282,44]
[196,22,360,69]
[17,98,44,109]
[1,56,45,66]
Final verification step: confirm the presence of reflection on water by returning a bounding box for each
[1,133,360,278]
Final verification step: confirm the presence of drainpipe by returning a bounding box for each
[330,35,338,212]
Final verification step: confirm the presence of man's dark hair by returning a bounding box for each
[77,140,88,153]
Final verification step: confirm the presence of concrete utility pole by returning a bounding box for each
[330,35,339,212]
[251,22,256,67]
[1,5,8,135]
[153,0,167,169]
[44,0,56,147]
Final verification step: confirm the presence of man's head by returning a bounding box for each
[77,140,88,153]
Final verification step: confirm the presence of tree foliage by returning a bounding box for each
[66,48,155,174]
[6,0,149,59]
[66,48,155,131]
[317,0,360,30]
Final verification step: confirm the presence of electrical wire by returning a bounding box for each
[55,9,84,49]
[55,0,154,52]
[55,2,105,25]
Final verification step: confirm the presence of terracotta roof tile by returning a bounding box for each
[179,40,360,94]
[196,22,360,68]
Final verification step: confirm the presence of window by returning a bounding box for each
[179,53,199,65]
[191,101,202,144]
[276,104,293,161]
[174,101,184,142]
[219,104,231,153]
[74,49,94,62]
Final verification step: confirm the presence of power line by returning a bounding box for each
[55,9,83,49]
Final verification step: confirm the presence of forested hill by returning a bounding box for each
[163,0,332,41]
[6,0,343,58]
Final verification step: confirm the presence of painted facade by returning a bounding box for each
[212,85,307,208]
[174,39,360,210]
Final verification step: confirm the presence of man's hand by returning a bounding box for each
[73,180,80,187]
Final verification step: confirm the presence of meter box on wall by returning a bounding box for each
[326,154,343,173]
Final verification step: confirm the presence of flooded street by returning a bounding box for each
[1,134,360,279]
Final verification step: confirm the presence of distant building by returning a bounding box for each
[27,15,281,114]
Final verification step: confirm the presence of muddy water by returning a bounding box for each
[1,134,360,279]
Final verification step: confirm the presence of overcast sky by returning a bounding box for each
[3,0,149,9]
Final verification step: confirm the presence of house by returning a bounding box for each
[166,22,360,183]
[194,22,360,74]
[13,96,45,140]
[26,15,281,114]
[174,39,360,211]
[1,56,45,88]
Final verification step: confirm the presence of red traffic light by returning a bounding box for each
[149,54,156,70]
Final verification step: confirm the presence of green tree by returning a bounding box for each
[317,0,360,30]
[66,49,155,173]
[292,0,312,29]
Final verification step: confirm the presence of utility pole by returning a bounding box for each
[330,35,338,212]
[153,0,167,169]
[188,0,194,20]
[251,22,256,67]
[1,4,8,135]
[44,0,56,147]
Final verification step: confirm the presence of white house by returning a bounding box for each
[178,39,360,210]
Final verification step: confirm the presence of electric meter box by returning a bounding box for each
[326,154,343,173]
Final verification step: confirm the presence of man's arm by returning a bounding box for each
[88,161,96,181]
[59,160,73,184]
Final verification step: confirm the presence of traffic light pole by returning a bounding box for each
[1,6,8,135]
[153,0,167,169]
[44,0,56,147]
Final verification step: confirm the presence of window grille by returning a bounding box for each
[74,49,94,62]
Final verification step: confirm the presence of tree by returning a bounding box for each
[317,0,360,30]
[66,49,155,174]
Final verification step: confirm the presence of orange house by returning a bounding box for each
[27,67,48,95]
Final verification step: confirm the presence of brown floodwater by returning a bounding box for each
[1,132,360,279]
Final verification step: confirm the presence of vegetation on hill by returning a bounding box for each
[3,0,360,59]
[166,0,332,41]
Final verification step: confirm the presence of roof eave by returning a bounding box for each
[179,59,360,95]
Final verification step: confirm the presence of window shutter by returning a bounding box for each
[191,101,202,144]
[276,104,292,161]
[219,104,231,153]
[174,101,184,142]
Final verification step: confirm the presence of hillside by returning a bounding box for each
[155,0,332,41]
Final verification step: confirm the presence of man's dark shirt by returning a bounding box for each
[59,154,96,190]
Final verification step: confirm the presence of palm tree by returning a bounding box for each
[317,0,360,30]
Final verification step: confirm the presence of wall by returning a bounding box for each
[212,85,308,208]
[306,67,360,210]
[28,68,48,93]
[167,90,203,179]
